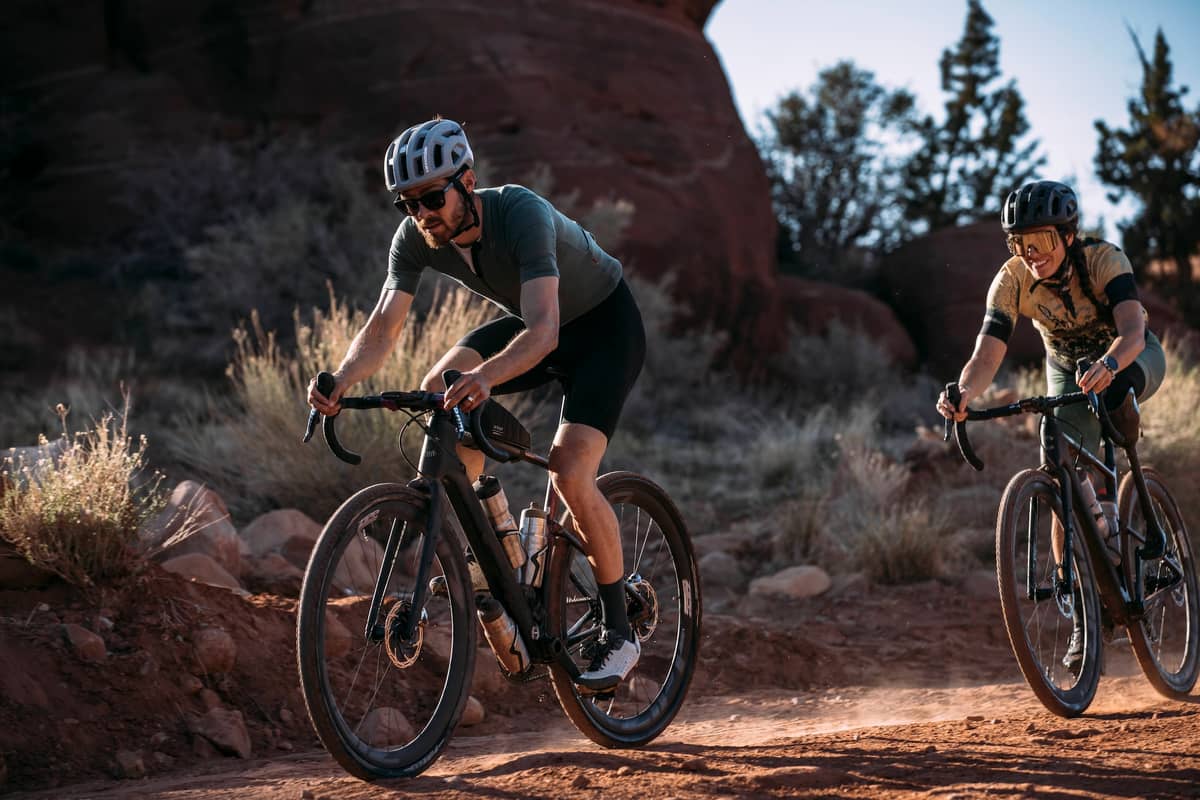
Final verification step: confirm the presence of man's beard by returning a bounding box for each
[419,204,466,249]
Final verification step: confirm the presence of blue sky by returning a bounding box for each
[706,0,1200,241]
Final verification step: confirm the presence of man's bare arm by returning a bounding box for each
[307,287,413,414]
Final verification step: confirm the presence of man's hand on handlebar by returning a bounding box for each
[936,383,971,423]
[443,370,492,413]
[308,373,346,417]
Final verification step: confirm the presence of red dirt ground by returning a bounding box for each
[2,567,1198,798]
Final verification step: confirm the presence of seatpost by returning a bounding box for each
[541,394,568,513]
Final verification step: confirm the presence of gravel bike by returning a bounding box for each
[944,370,1198,716]
[295,371,700,779]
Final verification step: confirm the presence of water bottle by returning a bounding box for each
[1099,499,1121,565]
[519,503,549,588]
[474,475,527,571]
[475,595,530,675]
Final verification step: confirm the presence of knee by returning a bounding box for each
[549,459,595,506]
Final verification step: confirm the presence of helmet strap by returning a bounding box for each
[447,168,480,240]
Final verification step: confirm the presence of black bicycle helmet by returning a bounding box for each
[1001,180,1079,232]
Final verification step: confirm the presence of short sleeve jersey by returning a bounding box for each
[981,239,1145,369]
[385,184,622,324]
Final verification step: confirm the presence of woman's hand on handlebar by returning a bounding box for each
[1076,359,1114,395]
[936,383,971,422]
[443,370,492,413]
[308,373,346,416]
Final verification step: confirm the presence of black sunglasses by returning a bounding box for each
[393,181,455,216]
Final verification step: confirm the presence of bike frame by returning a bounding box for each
[360,405,587,679]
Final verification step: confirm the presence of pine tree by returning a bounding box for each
[1094,28,1200,308]
[761,61,917,283]
[899,0,1044,233]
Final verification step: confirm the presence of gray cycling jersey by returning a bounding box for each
[385,185,622,324]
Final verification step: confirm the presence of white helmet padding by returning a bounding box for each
[384,119,474,193]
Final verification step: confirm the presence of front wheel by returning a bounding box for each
[546,471,701,747]
[1119,467,1200,698]
[296,483,476,780]
[995,469,1102,717]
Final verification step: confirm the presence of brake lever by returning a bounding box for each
[302,372,337,443]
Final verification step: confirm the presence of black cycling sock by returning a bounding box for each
[598,580,632,642]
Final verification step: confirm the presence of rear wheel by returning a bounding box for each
[995,469,1102,716]
[1119,467,1200,698]
[296,483,476,779]
[546,471,700,747]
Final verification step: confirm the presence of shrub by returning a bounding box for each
[166,284,498,523]
[0,404,163,589]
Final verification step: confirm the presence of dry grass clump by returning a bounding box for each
[166,284,497,522]
[0,405,163,588]
[1139,337,1200,529]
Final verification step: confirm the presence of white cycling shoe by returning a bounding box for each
[575,631,640,692]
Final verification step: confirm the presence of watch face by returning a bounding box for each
[1103,355,1119,373]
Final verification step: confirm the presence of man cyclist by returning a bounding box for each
[307,118,646,690]
[936,180,1167,666]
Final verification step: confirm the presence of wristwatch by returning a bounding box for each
[1100,355,1119,375]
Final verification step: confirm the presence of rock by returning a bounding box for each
[149,731,170,748]
[777,276,917,367]
[699,551,745,590]
[191,734,220,760]
[114,749,145,779]
[460,696,486,727]
[187,708,252,759]
[323,612,353,660]
[161,552,242,591]
[748,565,832,600]
[331,536,387,594]
[570,774,590,789]
[241,552,304,596]
[152,751,174,769]
[279,707,294,724]
[827,571,868,598]
[193,628,237,674]
[0,538,57,590]
[199,688,223,711]
[358,707,414,747]
[141,481,241,577]
[7,2,784,370]
[241,509,322,557]
[181,674,204,694]
[63,623,107,662]
[880,222,1035,373]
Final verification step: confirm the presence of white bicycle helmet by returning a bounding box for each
[384,118,474,193]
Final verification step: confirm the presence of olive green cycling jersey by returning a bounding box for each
[980,239,1148,369]
[385,185,622,324]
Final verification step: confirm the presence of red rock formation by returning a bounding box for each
[777,276,917,367]
[2,0,777,353]
[880,221,1198,376]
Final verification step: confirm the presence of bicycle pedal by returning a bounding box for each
[428,575,448,598]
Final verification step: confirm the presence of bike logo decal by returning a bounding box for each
[680,579,691,618]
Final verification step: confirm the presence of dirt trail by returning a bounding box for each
[10,677,1199,799]
[4,572,1199,798]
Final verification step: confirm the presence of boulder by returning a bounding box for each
[879,222,1039,374]
[192,628,237,675]
[241,552,304,596]
[141,482,241,577]
[186,708,252,759]
[358,707,415,748]
[777,277,917,367]
[161,553,242,591]
[63,623,107,662]
[460,696,486,727]
[748,565,832,600]
[113,750,145,779]
[241,509,321,558]
[4,2,789,368]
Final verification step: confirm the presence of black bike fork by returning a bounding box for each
[361,479,444,644]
